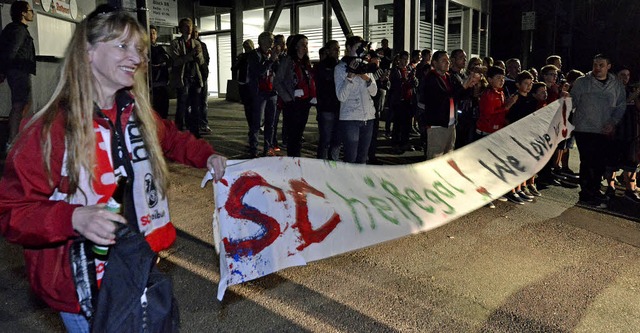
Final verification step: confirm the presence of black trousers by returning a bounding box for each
[283,99,311,157]
[176,80,202,138]
[574,131,613,199]
[152,85,169,119]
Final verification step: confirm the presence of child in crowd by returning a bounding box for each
[531,82,548,109]
[506,70,541,198]
[476,66,519,206]
[540,64,561,104]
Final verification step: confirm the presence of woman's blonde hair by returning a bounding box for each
[24,8,168,196]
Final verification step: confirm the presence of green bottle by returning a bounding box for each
[92,177,126,287]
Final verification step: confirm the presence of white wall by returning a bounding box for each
[0,0,97,118]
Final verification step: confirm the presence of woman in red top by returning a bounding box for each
[274,34,316,157]
[0,6,226,331]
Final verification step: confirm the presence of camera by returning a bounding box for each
[346,57,379,74]
[345,41,378,75]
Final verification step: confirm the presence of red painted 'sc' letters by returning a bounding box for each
[223,172,286,258]
[289,179,342,251]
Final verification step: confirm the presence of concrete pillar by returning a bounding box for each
[461,7,472,55]
[230,5,243,80]
[393,0,411,53]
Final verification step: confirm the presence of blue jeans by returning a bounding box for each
[200,80,209,127]
[249,92,277,155]
[60,312,89,333]
[316,111,340,160]
[340,119,374,164]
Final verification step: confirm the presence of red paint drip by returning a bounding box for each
[476,187,490,196]
[449,159,492,198]
[448,159,473,183]
[289,179,342,251]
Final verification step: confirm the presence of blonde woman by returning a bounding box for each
[0,6,226,331]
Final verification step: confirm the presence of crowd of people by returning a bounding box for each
[231,33,639,208]
[0,3,638,330]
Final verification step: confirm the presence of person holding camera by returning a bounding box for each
[334,36,378,164]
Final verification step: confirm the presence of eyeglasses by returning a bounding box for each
[26,9,34,13]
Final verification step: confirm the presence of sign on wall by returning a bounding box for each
[123,0,178,27]
[35,0,79,20]
[521,11,536,31]
[149,0,178,27]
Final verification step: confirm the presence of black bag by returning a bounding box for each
[90,224,180,333]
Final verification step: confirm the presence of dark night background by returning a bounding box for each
[491,0,640,80]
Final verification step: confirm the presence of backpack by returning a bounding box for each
[91,224,180,333]
[71,223,180,333]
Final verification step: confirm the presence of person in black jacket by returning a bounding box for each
[149,25,171,119]
[232,39,255,126]
[421,50,479,160]
[0,1,36,152]
[247,32,279,157]
[314,40,341,160]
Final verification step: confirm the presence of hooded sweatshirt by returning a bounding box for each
[570,71,626,134]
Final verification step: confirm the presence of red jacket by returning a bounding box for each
[477,87,508,133]
[0,101,215,313]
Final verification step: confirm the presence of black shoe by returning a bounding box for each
[505,192,525,205]
[605,186,616,199]
[560,167,579,180]
[578,198,608,209]
[624,190,640,203]
[550,168,568,181]
[199,126,212,134]
[527,184,542,197]
[560,179,580,188]
[368,159,383,165]
[517,190,534,202]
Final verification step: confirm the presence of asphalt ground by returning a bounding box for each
[1,98,639,332]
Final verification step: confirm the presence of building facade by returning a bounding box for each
[0,0,491,117]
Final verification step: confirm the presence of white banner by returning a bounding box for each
[205,98,573,300]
